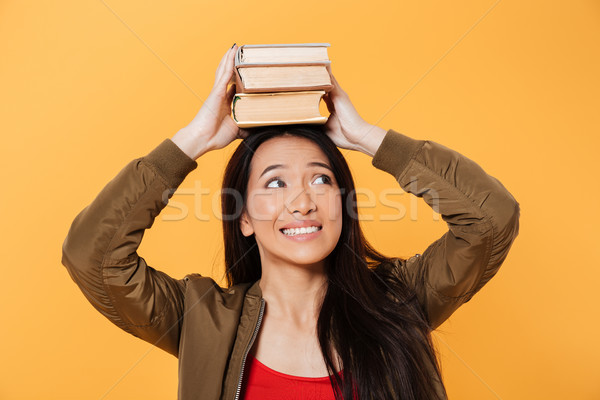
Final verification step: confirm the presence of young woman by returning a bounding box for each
[62,44,520,400]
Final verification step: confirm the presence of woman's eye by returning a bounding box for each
[314,174,332,185]
[265,174,331,188]
[266,177,285,188]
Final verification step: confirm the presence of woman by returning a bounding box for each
[61,44,520,400]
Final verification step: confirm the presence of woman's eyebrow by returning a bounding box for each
[259,162,332,178]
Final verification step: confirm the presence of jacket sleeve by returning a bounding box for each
[61,138,199,357]
[372,129,520,330]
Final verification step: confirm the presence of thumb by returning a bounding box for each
[326,65,344,95]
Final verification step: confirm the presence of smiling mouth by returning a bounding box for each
[280,226,323,236]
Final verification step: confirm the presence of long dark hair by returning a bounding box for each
[221,124,447,399]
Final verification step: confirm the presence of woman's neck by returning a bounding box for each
[258,263,328,327]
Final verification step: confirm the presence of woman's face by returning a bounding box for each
[240,135,343,268]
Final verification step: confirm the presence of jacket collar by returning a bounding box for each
[245,278,263,299]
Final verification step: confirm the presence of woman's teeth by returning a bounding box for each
[281,226,322,236]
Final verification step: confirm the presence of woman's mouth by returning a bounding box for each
[281,226,321,236]
[279,226,323,241]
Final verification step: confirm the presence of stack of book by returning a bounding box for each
[230,43,333,128]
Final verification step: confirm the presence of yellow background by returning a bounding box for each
[1,0,598,398]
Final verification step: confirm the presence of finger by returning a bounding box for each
[217,46,237,88]
[330,74,343,94]
[223,45,237,85]
[326,64,341,91]
[215,47,231,76]
[215,46,235,83]
[325,64,336,93]
[327,70,347,98]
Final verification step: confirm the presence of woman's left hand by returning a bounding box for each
[323,66,387,155]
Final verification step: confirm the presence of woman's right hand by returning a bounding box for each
[172,44,248,160]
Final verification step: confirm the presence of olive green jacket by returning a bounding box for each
[61,129,520,399]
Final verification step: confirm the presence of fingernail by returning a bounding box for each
[231,43,236,49]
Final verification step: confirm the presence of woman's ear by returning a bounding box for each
[239,209,254,237]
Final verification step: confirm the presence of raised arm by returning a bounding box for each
[61,44,248,357]
[61,139,199,357]
[369,128,520,330]
[322,69,520,330]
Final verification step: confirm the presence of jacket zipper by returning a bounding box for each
[233,297,265,400]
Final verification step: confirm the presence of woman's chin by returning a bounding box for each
[279,250,332,268]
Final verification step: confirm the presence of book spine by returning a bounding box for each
[234,45,241,67]
[235,85,333,94]
[236,60,331,67]
[241,43,330,48]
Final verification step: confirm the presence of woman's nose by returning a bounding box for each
[285,187,316,215]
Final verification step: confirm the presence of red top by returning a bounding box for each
[239,353,344,400]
